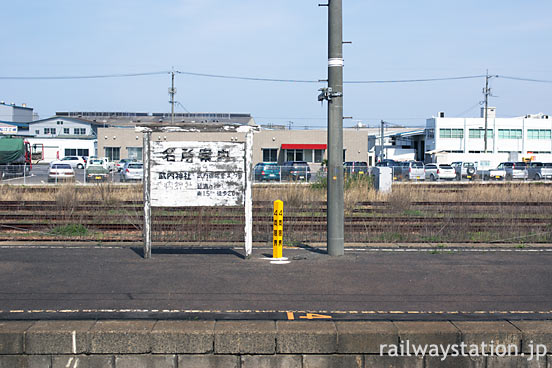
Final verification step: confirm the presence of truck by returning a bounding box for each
[0,137,32,179]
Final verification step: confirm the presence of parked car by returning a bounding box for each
[498,162,528,180]
[344,161,368,176]
[281,161,311,181]
[85,164,109,182]
[60,156,86,169]
[398,161,425,181]
[254,162,280,181]
[120,161,143,182]
[527,162,552,180]
[451,161,477,180]
[48,163,75,182]
[375,159,402,180]
[116,158,136,172]
[424,163,456,181]
[485,166,507,180]
[86,157,114,172]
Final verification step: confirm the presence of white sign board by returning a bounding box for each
[0,124,17,134]
[150,141,245,207]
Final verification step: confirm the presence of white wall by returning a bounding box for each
[427,116,552,156]
[28,118,94,138]
[26,138,97,162]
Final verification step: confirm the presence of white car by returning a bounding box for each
[86,157,114,172]
[48,163,75,182]
[59,156,86,169]
[116,158,136,172]
[120,161,143,182]
[424,163,456,181]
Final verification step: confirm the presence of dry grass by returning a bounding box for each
[0,182,550,204]
[1,181,551,244]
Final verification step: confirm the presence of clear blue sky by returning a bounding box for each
[1,0,551,127]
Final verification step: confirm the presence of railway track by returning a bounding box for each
[1,213,550,224]
[1,198,551,243]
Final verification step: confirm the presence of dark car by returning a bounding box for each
[376,159,402,180]
[281,161,311,181]
[344,161,368,176]
[254,162,280,181]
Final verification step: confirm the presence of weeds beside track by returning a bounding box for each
[1,182,551,245]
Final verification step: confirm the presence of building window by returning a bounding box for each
[74,128,86,135]
[127,147,143,161]
[104,147,120,161]
[315,149,324,163]
[439,128,463,138]
[64,148,89,156]
[35,130,39,135]
[425,129,435,139]
[285,149,325,163]
[469,129,494,139]
[56,120,63,125]
[498,129,522,139]
[44,128,56,135]
[63,128,70,134]
[527,129,551,140]
[262,148,278,162]
[286,149,303,161]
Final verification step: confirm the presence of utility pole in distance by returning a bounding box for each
[169,70,176,124]
[482,70,498,153]
[483,70,489,153]
[319,0,344,256]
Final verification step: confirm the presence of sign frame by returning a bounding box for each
[139,123,255,259]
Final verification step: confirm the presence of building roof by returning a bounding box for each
[0,102,33,111]
[28,116,108,127]
[0,121,29,129]
[367,128,425,138]
[55,112,255,126]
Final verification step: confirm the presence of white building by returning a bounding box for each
[26,116,101,162]
[0,102,34,123]
[425,108,552,168]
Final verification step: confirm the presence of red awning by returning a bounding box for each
[281,144,327,150]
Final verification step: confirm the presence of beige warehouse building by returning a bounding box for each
[97,125,420,170]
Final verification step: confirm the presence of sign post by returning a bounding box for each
[273,200,283,259]
[139,123,255,259]
[143,130,152,259]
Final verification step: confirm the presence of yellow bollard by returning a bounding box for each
[273,200,283,259]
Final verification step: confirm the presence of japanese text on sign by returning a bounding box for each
[150,141,245,207]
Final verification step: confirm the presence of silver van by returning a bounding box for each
[399,161,425,181]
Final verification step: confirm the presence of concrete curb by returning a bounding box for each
[1,320,552,367]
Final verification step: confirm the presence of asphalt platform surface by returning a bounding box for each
[0,245,551,321]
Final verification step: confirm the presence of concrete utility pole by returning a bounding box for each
[482,70,498,153]
[169,70,176,124]
[483,70,490,153]
[326,0,344,256]
[380,120,385,162]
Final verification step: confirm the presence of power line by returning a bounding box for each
[1,70,551,86]
[454,101,482,117]
[0,71,170,80]
[176,70,319,83]
[344,75,486,84]
[497,75,552,84]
